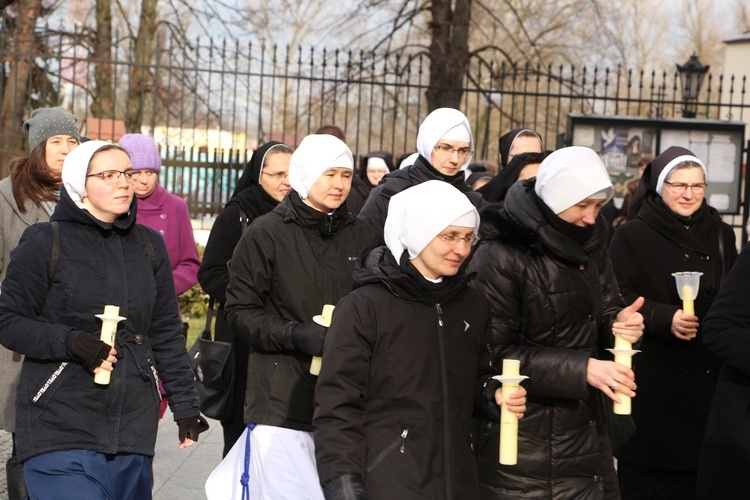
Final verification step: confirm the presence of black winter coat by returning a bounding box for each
[224,192,377,431]
[467,180,625,499]
[608,195,736,470]
[696,242,750,499]
[314,247,497,500]
[0,188,199,462]
[357,155,484,240]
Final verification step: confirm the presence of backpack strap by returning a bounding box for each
[135,224,158,273]
[48,221,60,287]
[47,222,158,288]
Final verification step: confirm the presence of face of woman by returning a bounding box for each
[508,135,542,164]
[661,166,706,218]
[304,167,352,212]
[556,198,606,227]
[366,166,389,187]
[82,149,135,223]
[258,152,292,202]
[133,169,159,198]
[45,135,80,175]
[410,225,475,280]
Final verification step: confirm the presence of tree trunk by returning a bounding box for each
[0,0,43,177]
[426,0,471,112]
[126,0,158,133]
[91,0,115,119]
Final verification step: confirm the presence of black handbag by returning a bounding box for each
[188,298,235,420]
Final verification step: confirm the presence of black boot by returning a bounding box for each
[6,455,28,500]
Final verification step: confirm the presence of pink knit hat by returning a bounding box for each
[118,133,162,172]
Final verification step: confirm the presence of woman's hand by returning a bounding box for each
[92,348,118,374]
[613,296,645,344]
[587,358,636,403]
[495,385,527,419]
[671,309,699,341]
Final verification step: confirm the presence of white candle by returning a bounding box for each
[613,334,632,415]
[310,304,335,376]
[682,285,696,338]
[93,305,125,385]
[499,359,521,465]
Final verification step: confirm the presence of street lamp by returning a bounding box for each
[676,53,710,118]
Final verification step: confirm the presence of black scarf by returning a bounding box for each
[533,190,596,246]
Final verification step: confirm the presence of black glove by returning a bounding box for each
[71,332,111,371]
[324,475,367,500]
[177,415,210,443]
[285,321,327,356]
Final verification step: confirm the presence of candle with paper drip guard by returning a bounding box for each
[672,272,703,339]
[93,305,126,385]
[493,359,528,465]
[607,334,639,415]
[310,304,335,375]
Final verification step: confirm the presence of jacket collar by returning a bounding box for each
[51,186,138,234]
[277,190,356,237]
[480,179,607,265]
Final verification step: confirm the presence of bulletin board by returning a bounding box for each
[565,114,746,214]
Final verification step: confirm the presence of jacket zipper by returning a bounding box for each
[33,362,69,403]
[147,358,162,401]
[435,302,454,498]
[366,428,409,471]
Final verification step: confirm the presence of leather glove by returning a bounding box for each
[71,332,111,371]
[324,475,367,500]
[285,321,327,356]
[177,415,210,443]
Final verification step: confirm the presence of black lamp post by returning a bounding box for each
[676,53,710,118]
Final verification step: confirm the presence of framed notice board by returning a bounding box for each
[565,114,746,214]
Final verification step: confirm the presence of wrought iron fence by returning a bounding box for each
[2,25,749,235]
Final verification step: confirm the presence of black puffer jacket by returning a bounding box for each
[0,187,199,462]
[224,192,377,431]
[314,247,497,500]
[358,155,484,240]
[467,180,625,499]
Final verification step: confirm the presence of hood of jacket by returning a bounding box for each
[277,190,358,238]
[479,179,608,265]
[353,245,474,306]
[51,185,138,235]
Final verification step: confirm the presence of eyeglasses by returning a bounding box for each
[664,181,707,194]
[262,171,289,181]
[437,233,479,246]
[86,169,141,184]
[433,144,473,159]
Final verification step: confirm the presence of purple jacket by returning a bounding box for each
[136,184,200,295]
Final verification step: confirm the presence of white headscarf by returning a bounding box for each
[384,180,479,263]
[399,152,419,169]
[534,146,614,214]
[416,108,474,170]
[288,134,353,198]
[62,140,119,203]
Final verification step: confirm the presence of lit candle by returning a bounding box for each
[499,359,521,465]
[310,304,335,376]
[613,333,632,415]
[93,305,126,385]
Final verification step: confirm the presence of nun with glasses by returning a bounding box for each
[313,180,526,499]
[609,146,737,499]
[468,146,645,499]
[224,134,377,499]
[0,141,207,499]
[358,107,484,239]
